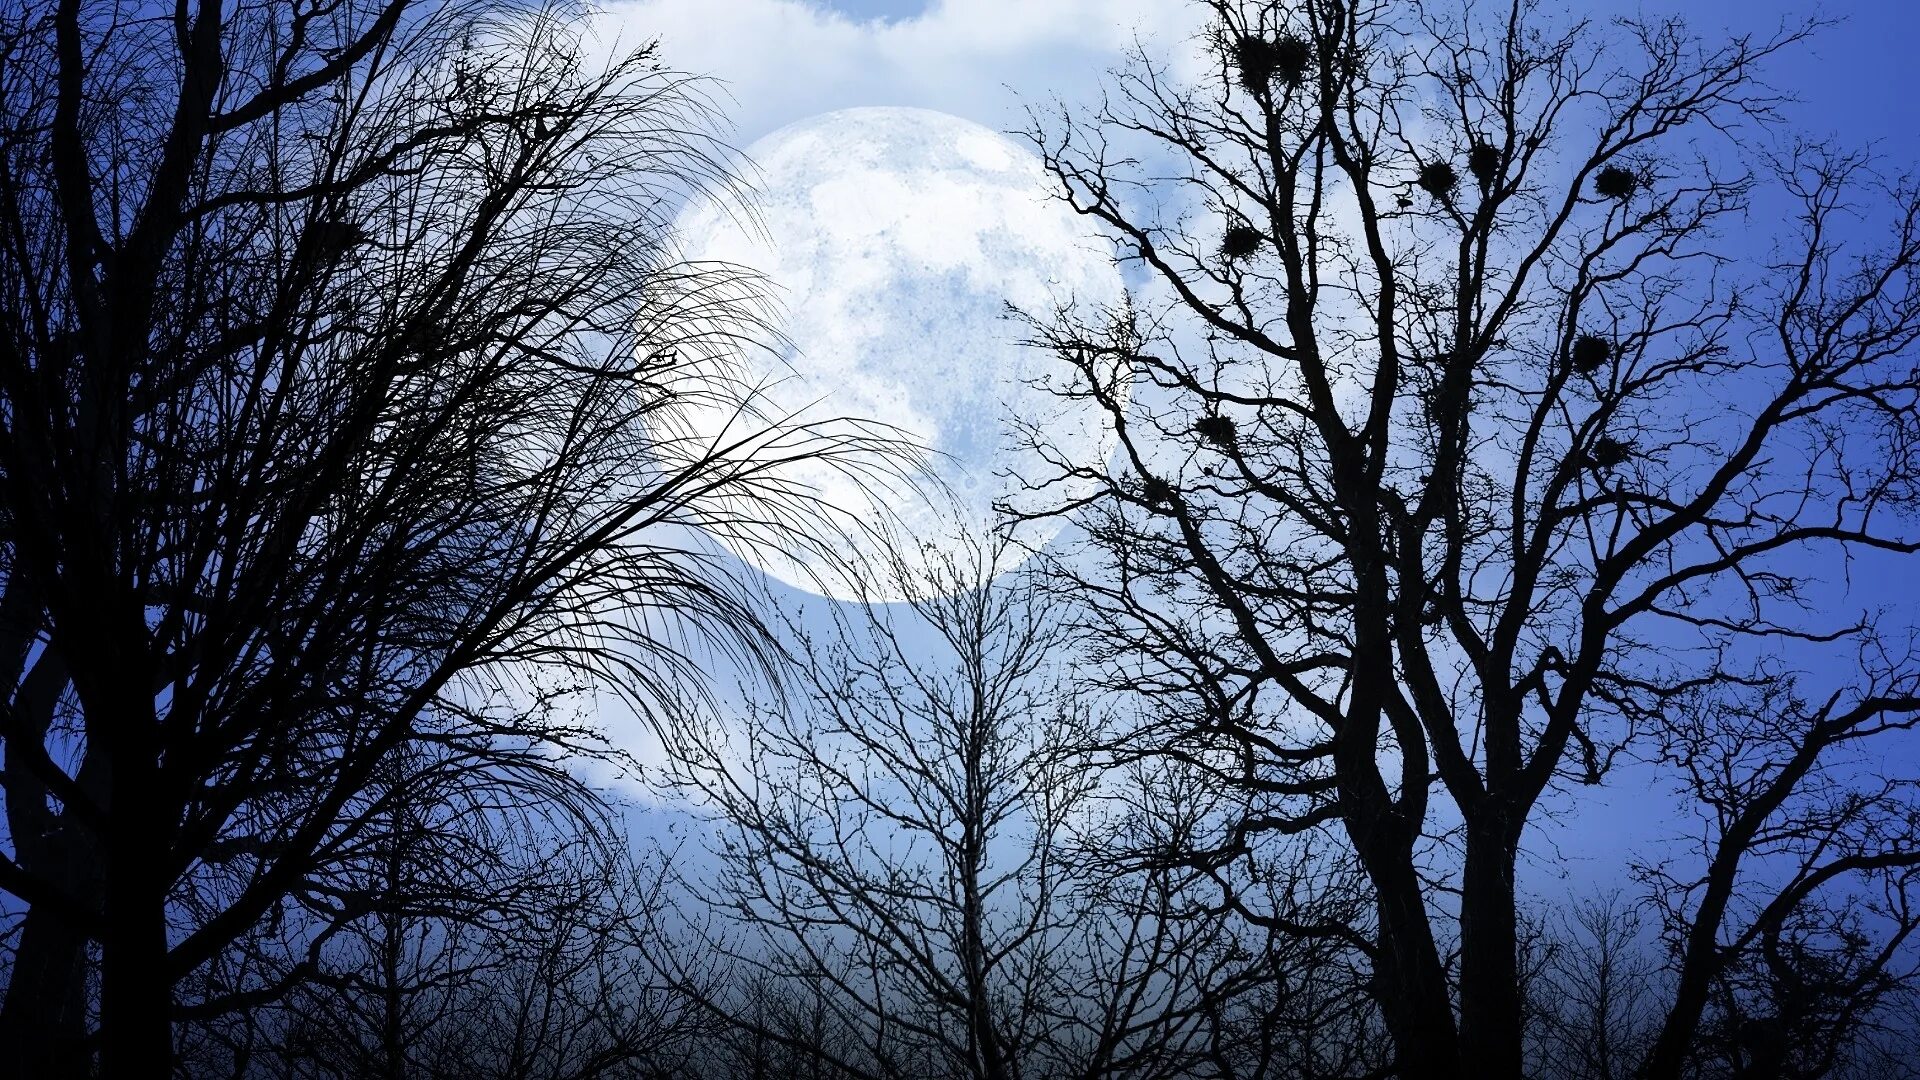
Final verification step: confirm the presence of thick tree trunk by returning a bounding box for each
[1,640,103,1077]
[0,907,96,1077]
[95,672,173,1080]
[1334,649,1461,1078]
[1346,815,1460,1080]
[1371,879,1461,1079]
[99,801,173,1080]
[1458,814,1526,1080]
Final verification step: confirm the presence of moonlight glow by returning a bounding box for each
[672,106,1124,603]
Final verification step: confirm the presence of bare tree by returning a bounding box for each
[1011,2,1920,1078]
[1527,894,1662,1080]
[1637,674,1920,1079]
[657,535,1321,1080]
[183,807,710,1076]
[660,539,1096,1080]
[0,1,895,1075]
[1052,756,1386,1080]
[173,747,709,1080]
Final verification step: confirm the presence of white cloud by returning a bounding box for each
[587,0,1210,145]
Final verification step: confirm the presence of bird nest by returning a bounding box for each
[1221,224,1265,261]
[1417,160,1458,200]
[1594,165,1639,200]
[1195,414,1237,448]
[1468,142,1501,188]
[309,219,371,261]
[1571,333,1611,374]
[1140,476,1179,508]
[1233,33,1313,91]
[1587,435,1633,471]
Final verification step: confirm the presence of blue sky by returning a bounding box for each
[592,0,1920,894]
[1611,0,1917,144]
[812,0,928,20]
[606,0,1920,139]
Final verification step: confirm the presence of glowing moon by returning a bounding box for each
[671,106,1124,602]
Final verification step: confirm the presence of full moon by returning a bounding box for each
[671,107,1124,603]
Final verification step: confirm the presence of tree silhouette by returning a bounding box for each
[1012,2,1920,1078]
[0,2,896,1075]
[657,535,1345,1079]
[180,798,707,1080]
[659,540,1102,1080]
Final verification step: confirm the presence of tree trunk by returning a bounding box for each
[1374,895,1462,1078]
[95,675,172,1080]
[1349,827,1460,1079]
[1333,678,1461,1079]
[1458,813,1525,1080]
[959,781,1011,1080]
[0,906,96,1078]
[99,800,173,1080]
[1,640,103,1077]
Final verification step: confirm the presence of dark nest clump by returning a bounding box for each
[1221,224,1265,260]
[1195,414,1237,448]
[1233,34,1275,91]
[309,219,371,262]
[1594,165,1639,200]
[1417,160,1458,200]
[1587,435,1633,471]
[1468,142,1501,188]
[1571,333,1611,374]
[1141,476,1179,508]
[1233,33,1313,91]
[1269,34,1312,85]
